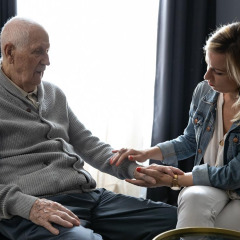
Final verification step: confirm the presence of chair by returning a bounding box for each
[153,227,240,240]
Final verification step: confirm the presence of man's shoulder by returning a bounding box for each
[42,80,59,89]
[41,81,65,94]
[40,81,67,102]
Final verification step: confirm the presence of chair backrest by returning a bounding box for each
[153,227,240,240]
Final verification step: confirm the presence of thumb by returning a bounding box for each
[128,154,147,162]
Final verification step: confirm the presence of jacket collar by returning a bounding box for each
[202,86,219,105]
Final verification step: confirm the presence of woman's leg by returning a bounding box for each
[215,199,240,231]
[176,186,229,228]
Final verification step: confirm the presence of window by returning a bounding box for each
[17,0,159,197]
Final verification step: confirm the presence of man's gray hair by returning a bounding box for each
[0,16,45,58]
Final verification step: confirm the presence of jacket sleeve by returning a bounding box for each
[156,83,204,167]
[193,141,240,191]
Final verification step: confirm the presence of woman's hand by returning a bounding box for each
[110,146,162,166]
[126,164,184,188]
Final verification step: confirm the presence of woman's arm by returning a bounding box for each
[126,165,191,188]
[110,146,164,166]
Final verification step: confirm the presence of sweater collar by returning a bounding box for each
[0,63,40,99]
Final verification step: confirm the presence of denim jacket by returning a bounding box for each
[157,80,240,195]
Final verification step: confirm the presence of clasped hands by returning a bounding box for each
[110,148,184,188]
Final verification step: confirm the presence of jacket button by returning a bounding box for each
[206,126,211,131]
[194,118,198,124]
[198,149,202,153]
[26,108,31,112]
[233,137,239,143]
[219,139,224,146]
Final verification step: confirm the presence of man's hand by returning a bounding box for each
[29,199,80,235]
[126,164,184,188]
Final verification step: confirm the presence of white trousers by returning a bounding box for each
[176,186,240,231]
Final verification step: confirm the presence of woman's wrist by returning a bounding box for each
[177,172,193,187]
[145,146,163,161]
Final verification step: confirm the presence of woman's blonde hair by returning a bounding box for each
[204,22,240,122]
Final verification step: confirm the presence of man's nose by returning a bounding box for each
[41,52,50,66]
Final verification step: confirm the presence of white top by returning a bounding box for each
[204,93,225,167]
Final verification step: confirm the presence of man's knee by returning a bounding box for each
[57,226,102,240]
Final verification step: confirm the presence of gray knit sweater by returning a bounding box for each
[0,69,138,220]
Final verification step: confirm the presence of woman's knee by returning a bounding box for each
[176,186,230,228]
[178,186,227,208]
[178,186,211,208]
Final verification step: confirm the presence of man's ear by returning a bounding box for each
[4,43,15,64]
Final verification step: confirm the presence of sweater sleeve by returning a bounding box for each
[0,184,38,220]
[67,107,139,180]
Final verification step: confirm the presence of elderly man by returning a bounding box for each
[0,17,179,240]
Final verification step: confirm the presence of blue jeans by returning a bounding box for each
[0,188,177,240]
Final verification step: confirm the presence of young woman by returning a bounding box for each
[111,22,240,231]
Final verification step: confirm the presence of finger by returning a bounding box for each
[110,152,122,165]
[49,214,74,228]
[56,205,80,224]
[125,179,149,187]
[136,169,157,184]
[137,168,160,180]
[115,149,139,166]
[111,151,129,166]
[136,167,158,176]
[128,154,144,162]
[147,165,175,177]
[42,221,60,235]
[58,210,80,226]
[170,166,185,175]
[159,167,175,177]
[110,149,127,165]
[128,153,147,162]
[115,154,128,166]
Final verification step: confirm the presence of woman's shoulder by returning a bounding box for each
[195,80,211,92]
[193,80,214,99]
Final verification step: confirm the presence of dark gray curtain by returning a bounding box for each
[0,0,17,57]
[147,0,216,205]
